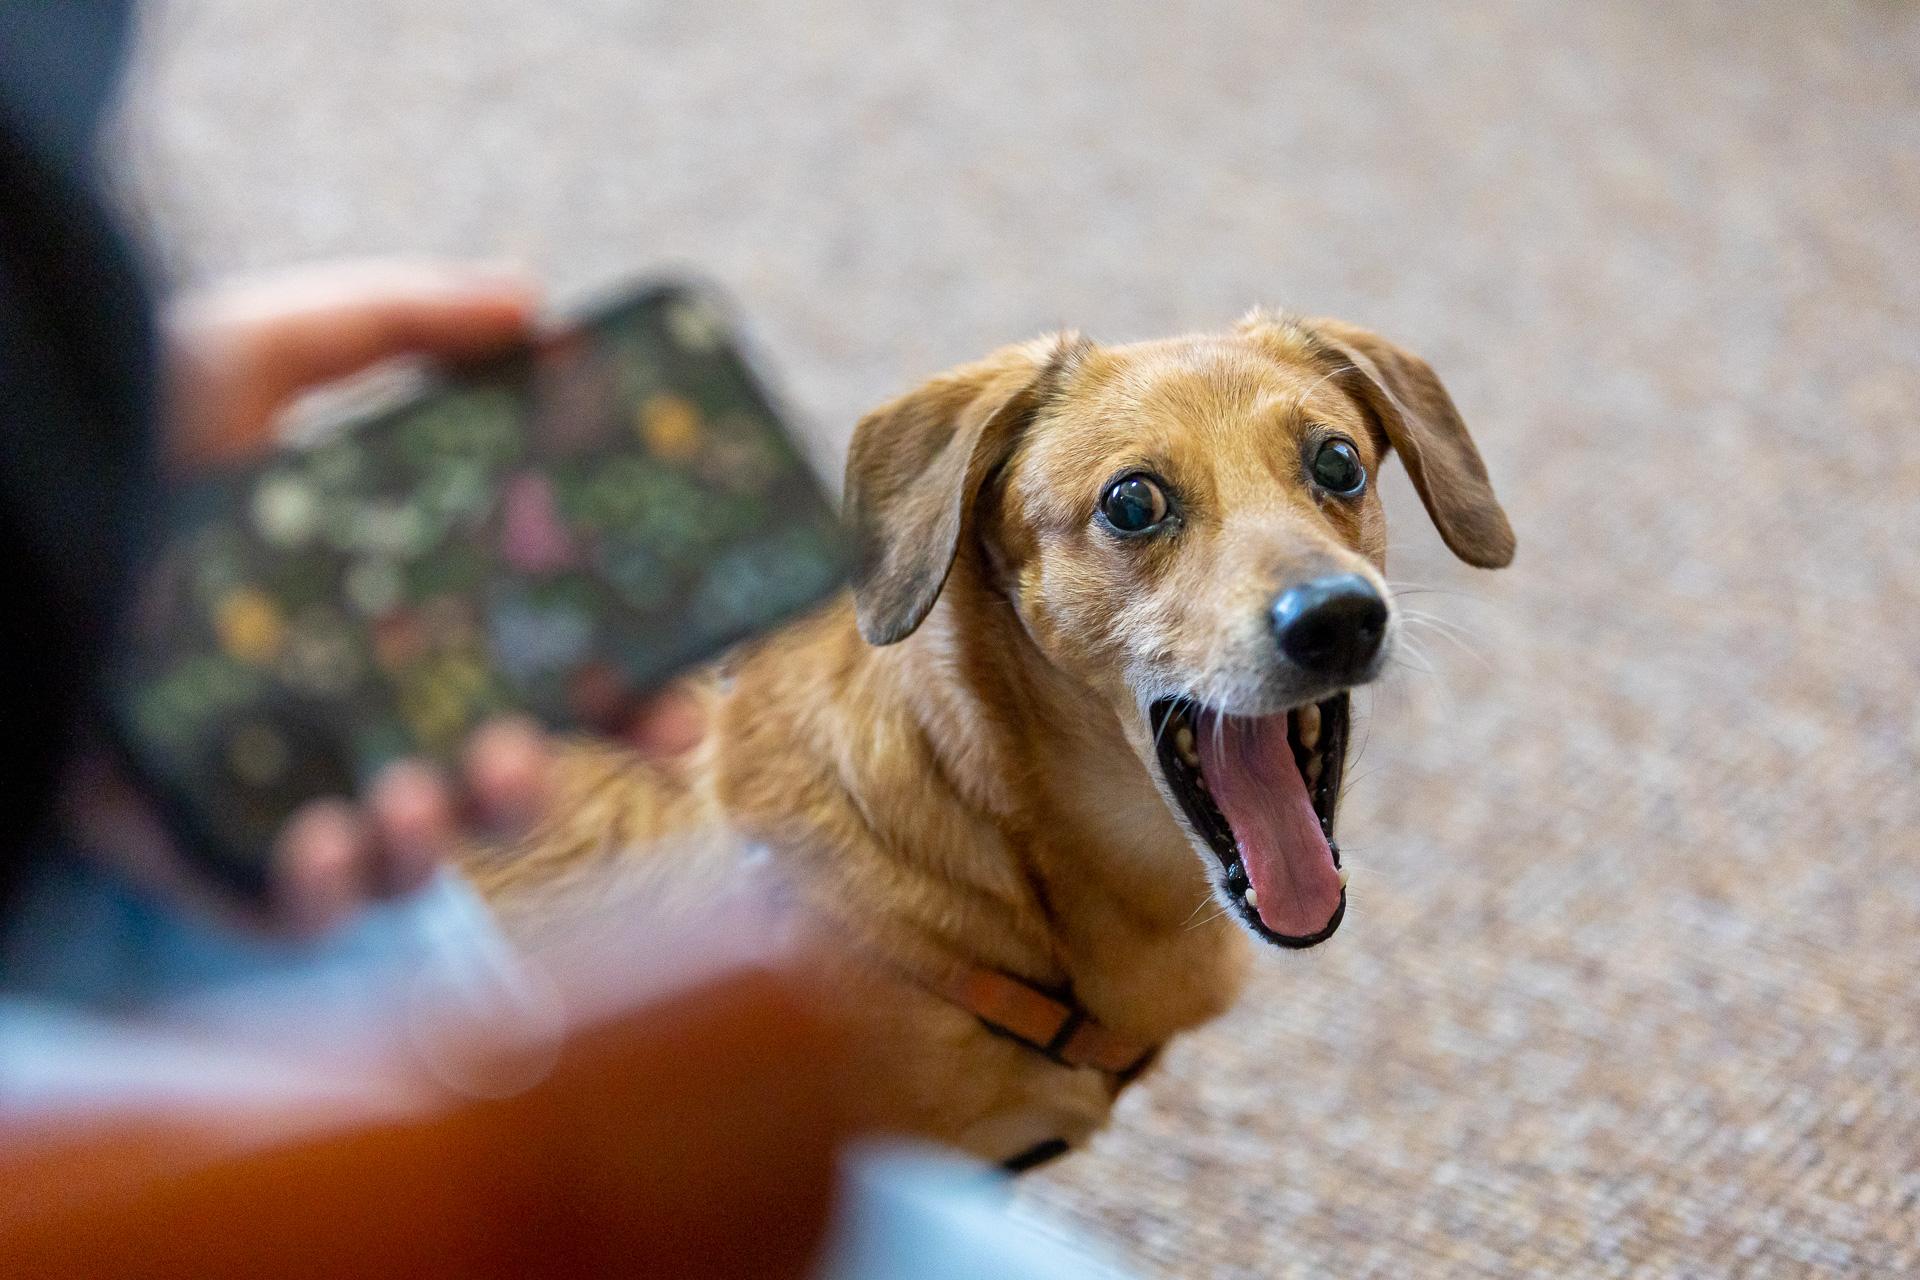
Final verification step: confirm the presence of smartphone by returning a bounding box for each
[105,280,853,895]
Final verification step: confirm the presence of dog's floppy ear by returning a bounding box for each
[844,334,1087,645]
[1251,313,1515,569]
[1310,318,1515,567]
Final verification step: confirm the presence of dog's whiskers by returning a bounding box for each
[1389,632,1439,678]
[1387,578,1479,603]
[1396,619,1491,682]
[1396,606,1481,640]
[1375,644,1462,726]
[1397,608,1489,660]
[1184,899,1236,932]
[1340,860,1397,888]
[1337,762,1385,799]
[1179,890,1221,927]
[1149,697,1178,752]
[1345,689,1375,789]
[1149,693,1200,756]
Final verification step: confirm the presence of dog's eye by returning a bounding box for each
[1100,474,1170,534]
[1310,438,1366,497]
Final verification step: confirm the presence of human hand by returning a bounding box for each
[69,261,707,934]
[63,716,560,935]
[164,258,538,469]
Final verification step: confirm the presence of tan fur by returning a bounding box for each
[468,315,1511,1162]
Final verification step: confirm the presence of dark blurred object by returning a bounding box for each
[108,281,852,897]
[0,0,159,900]
[0,962,855,1279]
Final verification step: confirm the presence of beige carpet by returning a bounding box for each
[120,2,1920,1274]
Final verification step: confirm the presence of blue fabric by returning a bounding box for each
[820,1143,1132,1280]
[0,853,534,1112]
[0,852,489,1009]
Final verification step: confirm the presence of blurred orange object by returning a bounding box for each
[0,963,854,1279]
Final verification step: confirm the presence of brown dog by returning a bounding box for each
[472,311,1513,1166]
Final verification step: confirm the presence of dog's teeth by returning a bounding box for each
[1297,704,1321,750]
[1304,754,1323,784]
[1174,725,1198,765]
[1244,887,1258,908]
[1337,867,1350,889]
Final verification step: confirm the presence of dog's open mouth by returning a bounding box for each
[1150,694,1350,949]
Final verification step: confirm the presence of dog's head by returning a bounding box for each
[844,312,1513,950]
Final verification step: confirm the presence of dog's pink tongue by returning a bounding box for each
[1198,713,1343,939]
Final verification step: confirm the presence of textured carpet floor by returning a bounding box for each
[119,2,1920,1275]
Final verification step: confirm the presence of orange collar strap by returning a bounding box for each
[930,966,1159,1082]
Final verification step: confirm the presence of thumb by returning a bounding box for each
[169,259,540,465]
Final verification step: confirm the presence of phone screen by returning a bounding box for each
[106,281,853,893]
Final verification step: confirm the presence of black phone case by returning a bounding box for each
[104,281,853,895]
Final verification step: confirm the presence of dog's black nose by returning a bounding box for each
[1271,574,1388,677]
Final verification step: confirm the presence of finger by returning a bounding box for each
[271,799,372,937]
[171,259,540,462]
[366,760,458,898]
[219,261,539,390]
[462,716,556,837]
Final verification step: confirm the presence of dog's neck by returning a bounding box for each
[867,560,1251,1043]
